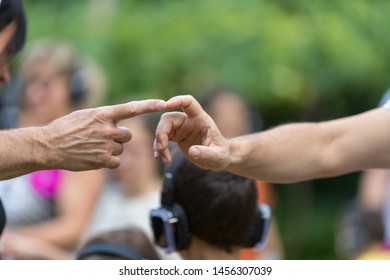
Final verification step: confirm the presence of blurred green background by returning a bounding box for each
[22,0,390,259]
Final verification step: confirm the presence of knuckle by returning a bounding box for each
[184,94,194,99]
[100,127,116,138]
[113,143,124,154]
[127,103,136,116]
[159,113,169,122]
[159,112,174,123]
[94,108,110,122]
[98,153,112,166]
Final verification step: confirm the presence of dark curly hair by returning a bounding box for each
[77,227,161,260]
[174,158,257,252]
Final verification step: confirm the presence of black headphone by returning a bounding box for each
[150,153,271,253]
[76,242,147,260]
[69,67,87,104]
[150,153,192,252]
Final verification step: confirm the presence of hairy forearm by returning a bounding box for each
[0,127,50,180]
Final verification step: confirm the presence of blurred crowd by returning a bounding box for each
[1,39,390,260]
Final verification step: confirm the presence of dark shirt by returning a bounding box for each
[0,198,5,236]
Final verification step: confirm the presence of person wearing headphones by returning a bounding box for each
[150,155,270,260]
[0,0,165,237]
[0,41,106,259]
[154,95,390,183]
[77,227,160,260]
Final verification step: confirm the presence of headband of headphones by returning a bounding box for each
[76,242,147,260]
[160,150,183,207]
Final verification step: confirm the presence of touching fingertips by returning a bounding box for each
[156,101,166,110]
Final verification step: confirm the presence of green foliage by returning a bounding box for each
[24,0,390,121]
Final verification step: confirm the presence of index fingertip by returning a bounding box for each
[156,100,166,110]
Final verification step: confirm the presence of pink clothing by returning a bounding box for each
[29,170,63,198]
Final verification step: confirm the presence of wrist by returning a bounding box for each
[226,137,247,173]
[30,126,56,170]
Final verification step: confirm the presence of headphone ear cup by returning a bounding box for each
[70,70,87,104]
[244,206,263,247]
[171,203,191,250]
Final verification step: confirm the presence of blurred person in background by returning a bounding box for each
[334,197,389,260]
[0,41,106,259]
[335,90,390,260]
[84,115,180,259]
[202,87,284,259]
[201,87,263,138]
[77,227,160,260]
[155,156,263,260]
[0,0,166,241]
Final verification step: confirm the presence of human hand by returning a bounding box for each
[0,229,71,260]
[0,229,30,259]
[39,99,166,171]
[154,95,231,171]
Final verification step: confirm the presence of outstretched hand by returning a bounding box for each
[43,99,166,171]
[154,95,231,171]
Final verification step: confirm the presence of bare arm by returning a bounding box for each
[0,170,103,259]
[16,170,104,248]
[227,109,390,182]
[0,99,166,180]
[14,170,104,247]
[0,229,72,260]
[357,169,389,212]
[155,95,390,183]
[0,127,47,180]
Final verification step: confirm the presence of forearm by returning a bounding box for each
[17,218,84,248]
[0,127,50,180]
[227,109,390,182]
[30,241,72,260]
[227,122,342,183]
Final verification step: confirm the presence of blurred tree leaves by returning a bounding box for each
[24,0,390,124]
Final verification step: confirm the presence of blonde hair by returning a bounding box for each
[20,40,106,109]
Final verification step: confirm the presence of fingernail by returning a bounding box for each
[154,151,158,158]
[157,142,163,151]
[191,147,200,159]
[156,101,166,110]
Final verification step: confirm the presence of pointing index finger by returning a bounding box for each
[103,99,166,123]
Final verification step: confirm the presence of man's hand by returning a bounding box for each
[39,99,166,171]
[154,95,231,171]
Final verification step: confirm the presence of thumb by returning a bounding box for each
[188,145,227,171]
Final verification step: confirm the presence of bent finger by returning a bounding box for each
[106,155,121,169]
[166,95,204,118]
[112,126,132,143]
[155,112,187,151]
[111,142,124,156]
